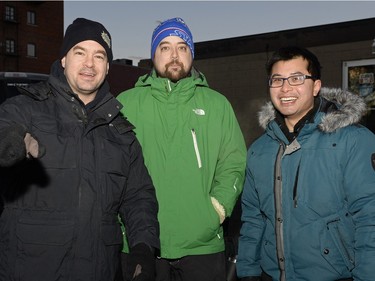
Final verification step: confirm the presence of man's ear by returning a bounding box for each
[313,79,321,96]
[61,57,66,68]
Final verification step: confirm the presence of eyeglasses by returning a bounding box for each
[268,74,314,88]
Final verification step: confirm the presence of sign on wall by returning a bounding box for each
[342,58,375,108]
[343,58,375,133]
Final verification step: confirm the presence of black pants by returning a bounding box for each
[116,253,126,281]
[155,252,226,281]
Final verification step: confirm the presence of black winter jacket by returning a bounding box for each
[0,61,159,281]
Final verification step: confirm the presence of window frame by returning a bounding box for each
[5,39,16,54]
[27,43,36,57]
[27,10,36,25]
[342,58,375,110]
[5,5,15,21]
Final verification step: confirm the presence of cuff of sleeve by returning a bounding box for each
[211,196,226,224]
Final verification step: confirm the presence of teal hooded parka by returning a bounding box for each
[237,88,375,281]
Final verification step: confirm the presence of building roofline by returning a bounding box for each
[194,17,375,59]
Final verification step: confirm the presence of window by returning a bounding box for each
[0,72,49,104]
[5,6,15,21]
[27,11,36,25]
[343,58,375,133]
[5,40,15,54]
[27,43,36,57]
[342,58,375,108]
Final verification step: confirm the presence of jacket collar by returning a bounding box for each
[258,87,367,133]
[134,67,209,101]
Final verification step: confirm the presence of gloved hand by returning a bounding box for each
[0,124,45,167]
[126,243,155,281]
[0,124,27,167]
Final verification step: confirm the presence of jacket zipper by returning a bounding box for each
[274,142,286,281]
[293,164,300,208]
[191,129,202,168]
[275,139,300,280]
[166,80,172,93]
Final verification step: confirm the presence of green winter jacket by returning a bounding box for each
[117,68,246,258]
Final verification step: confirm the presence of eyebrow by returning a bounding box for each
[159,41,188,47]
[271,71,304,77]
[72,45,107,57]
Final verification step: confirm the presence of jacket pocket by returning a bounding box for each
[101,222,123,278]
[97,128,131,209]
[15,217,74,281]
[101,221,123,246]
[31,116,77,169]
[320,215,355,275]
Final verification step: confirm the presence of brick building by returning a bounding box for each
[0,1,63,73]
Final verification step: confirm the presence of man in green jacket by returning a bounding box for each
[117,17,247,281]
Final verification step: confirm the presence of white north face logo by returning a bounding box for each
[192,109,205,116]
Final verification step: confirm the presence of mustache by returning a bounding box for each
[165,60,184,68]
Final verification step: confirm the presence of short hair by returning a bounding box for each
[266,46,321,79]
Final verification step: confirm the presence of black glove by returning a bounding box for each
[126,243,155,281]
[0,124,27,167]
[0,124,45,167]
[241,277,261,281]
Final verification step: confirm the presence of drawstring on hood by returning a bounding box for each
[258,87,367,133]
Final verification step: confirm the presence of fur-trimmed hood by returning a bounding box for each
[258,87,367,133]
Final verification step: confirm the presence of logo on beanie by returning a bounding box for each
[101,31,111,49]
[174,29,193,51]
[151,17,194,60]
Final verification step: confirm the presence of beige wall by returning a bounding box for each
[194,39,375,147]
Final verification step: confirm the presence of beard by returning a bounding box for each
[158,60,190,82]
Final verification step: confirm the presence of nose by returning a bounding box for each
[281,79,292,91]
[171,47,178,60]
[83,55,94,67]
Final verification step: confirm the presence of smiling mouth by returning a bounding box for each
[280,97,297,103]
[81,72,95,77]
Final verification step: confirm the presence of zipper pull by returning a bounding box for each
[191,129,202,168]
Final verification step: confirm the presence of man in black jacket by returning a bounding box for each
[0,18,159,281]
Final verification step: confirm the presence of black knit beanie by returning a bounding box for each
[59,18,113,62]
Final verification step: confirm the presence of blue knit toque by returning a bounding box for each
[151,17,194,60]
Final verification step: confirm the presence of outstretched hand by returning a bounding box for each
[0,124,45,167]
[24,132,45,159]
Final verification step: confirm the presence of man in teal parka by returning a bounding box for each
[117,18,246,281]
[237,46,375,281]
